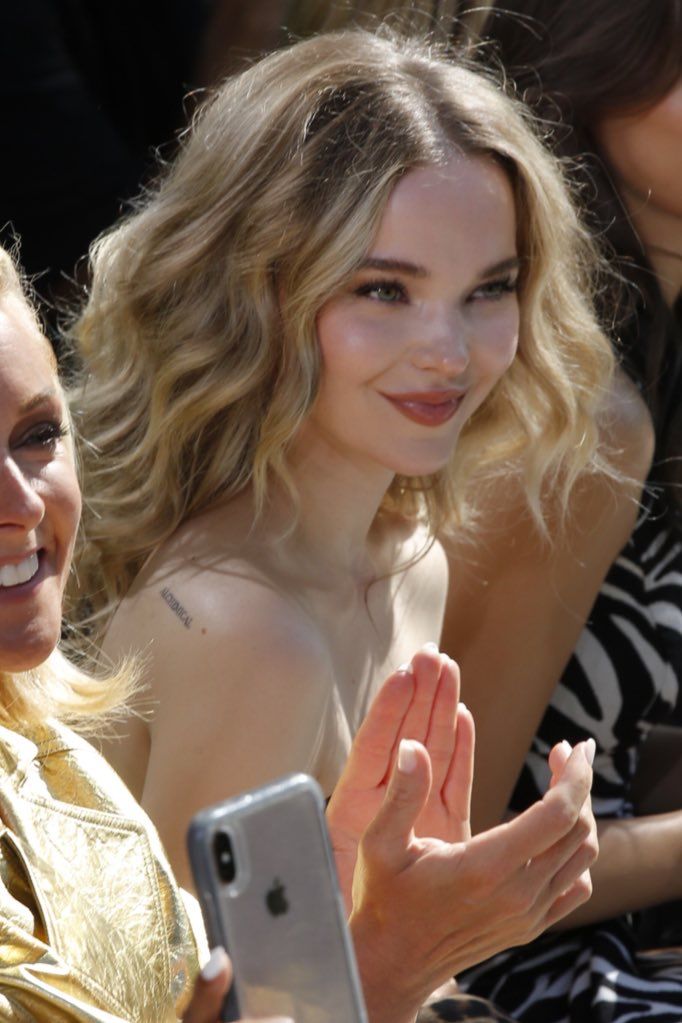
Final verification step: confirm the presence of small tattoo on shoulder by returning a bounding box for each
[160,587,193,630]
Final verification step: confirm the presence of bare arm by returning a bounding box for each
[553,810,682,928]
[102,569,334,892]
[441,368,654,834]
[558,726,682,927]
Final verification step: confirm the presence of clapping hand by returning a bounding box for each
[326,645,597,1023]
[327,644,474,911]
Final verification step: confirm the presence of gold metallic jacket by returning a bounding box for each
[0,721,204,1022]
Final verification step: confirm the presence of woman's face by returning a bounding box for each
[594,77,682,217]
[308,154,520,479]
[0,294,81,673]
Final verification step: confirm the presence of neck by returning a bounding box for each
[265,429,396,585]
[619,182,682,307]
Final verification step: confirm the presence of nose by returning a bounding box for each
[0,455,45,532]
[411,309,470,377]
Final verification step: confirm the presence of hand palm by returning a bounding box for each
[327,649,474,910]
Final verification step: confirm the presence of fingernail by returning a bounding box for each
[459,702,468,712]
[560,740,572,756]
[201,945,228,981]
[584,738,596,766]
[398,738,417,773]
[423,641,439,653]
[397,662,413,674]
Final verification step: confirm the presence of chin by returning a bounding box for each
[389,453,454,479]
[387,435,461,479]
[0,627,61,675]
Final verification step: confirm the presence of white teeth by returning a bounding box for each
[0,552,39,588]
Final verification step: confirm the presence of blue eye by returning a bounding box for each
[355,280,407,303]
[471,276,519,302]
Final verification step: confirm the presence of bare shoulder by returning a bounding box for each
[104,525,341,887]
[103,530,335,709]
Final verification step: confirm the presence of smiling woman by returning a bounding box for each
[0,253,125,727]
[0,247,207,1021]
[309,157,519,478]
[0,292,79,673]
[65,30,615,894]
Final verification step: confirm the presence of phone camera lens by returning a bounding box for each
[213,830,237,884]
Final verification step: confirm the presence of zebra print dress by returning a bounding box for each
[456,502,682,1022]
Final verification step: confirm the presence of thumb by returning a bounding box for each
[182,947,231,1023]
[362,739,431,865]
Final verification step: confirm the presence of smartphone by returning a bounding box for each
[187,773,369,1022]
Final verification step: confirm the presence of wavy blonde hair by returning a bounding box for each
[69,29,615,633]
[0,246,134,732]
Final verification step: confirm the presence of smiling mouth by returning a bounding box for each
[0,551,40,588]
[381,390,466,427]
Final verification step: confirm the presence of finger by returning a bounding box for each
[182,947,231,1023]
[361,739,431,869]
[424,656,460,793]
[523,802,593,892]
[547,740,572,788]
[480,744,591,868]
[543,869,594,930]
[548,827,598,902]
[399,644,443,746]
[546,795,597,899]
[525,806,594,902]
[443,702,475,831]
[340,666,414,789]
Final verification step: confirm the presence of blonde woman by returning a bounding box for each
[70,31,610,895]
[0,243,254,1022]
[0,241,599,1023]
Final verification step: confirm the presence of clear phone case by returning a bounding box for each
[188,773,368,1022]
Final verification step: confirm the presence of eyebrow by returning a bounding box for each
[359,257,428,278]
[19,388,60,414]
[480,256,521,277]
[358,255,521,279]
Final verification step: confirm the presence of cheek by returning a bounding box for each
[316,307,395,383]
[48,460,82,555]
[476,306,519,380]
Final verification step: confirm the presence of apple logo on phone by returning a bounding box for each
[265,878,289,917]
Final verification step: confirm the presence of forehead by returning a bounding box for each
[0,294,62,406]
[372,155,517,264]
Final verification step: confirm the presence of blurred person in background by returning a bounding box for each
[435,2,682,1020]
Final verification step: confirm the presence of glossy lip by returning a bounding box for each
[381,389,467,427]
[0,549,47,602]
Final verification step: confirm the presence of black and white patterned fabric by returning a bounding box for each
[420,995,518,1021]
[457,501,682,1022]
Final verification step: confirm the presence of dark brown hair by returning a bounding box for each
[479,0,682,532]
